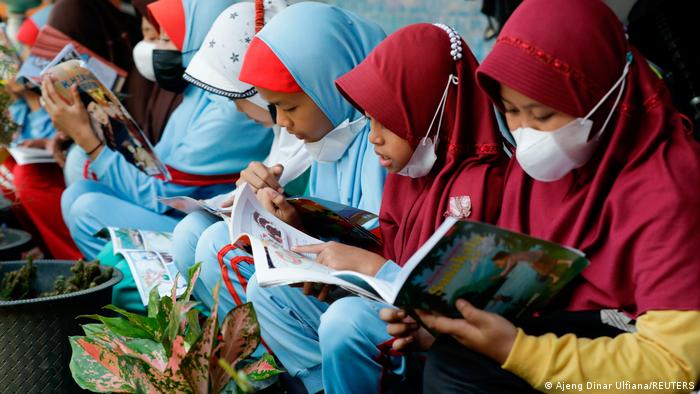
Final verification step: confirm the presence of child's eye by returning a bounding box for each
[283,106,297,112]
[534,113,554,121]
[504,108,519,114]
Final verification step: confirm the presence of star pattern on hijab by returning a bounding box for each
[209,39,216,48]
[230,12,238,19]
[230,52,239,63]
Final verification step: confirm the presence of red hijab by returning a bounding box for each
[336,23,507,266]
[477,0,700,316]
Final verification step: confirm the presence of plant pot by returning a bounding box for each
[0,260,123,394]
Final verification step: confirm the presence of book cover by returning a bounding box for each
[44,59,170,179]
[394,220,589,321]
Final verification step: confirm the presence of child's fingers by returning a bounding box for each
[379,307,406,323]
[291,243,326,255]
[391,336,414,351]
[68,85,80,106]
[316,284,331,302]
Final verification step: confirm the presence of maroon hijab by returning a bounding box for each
[337,23,507,266]
[477,0,700,316]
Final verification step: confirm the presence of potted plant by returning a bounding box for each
[0,259,123,393]
[69,262,283,393]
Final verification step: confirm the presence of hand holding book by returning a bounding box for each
[40,76,102,158]
[415,300,518,365]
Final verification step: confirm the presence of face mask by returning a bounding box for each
[132,40,156,82]
[513,54,632,182]
[153,49,188,93]
[398,74,458,178]
[304,117,366,162]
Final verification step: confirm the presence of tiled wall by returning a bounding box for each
[321,0,494,61]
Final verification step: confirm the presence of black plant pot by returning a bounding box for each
[0,260,123,394]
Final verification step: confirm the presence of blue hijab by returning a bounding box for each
[154,0,272,177]
[256,2,386,214]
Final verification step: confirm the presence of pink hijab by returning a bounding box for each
[477,0,700,316]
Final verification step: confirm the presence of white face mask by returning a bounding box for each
[132,40,156,82]
[304,117,366,163]
[512,54,632,182]
[398,74,458,178]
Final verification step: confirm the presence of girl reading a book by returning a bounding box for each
[177,2,388,324]
[169,0,313,313]
[44,0,275,259]
[246,23,507,393]
[8,0,146,260]
[383,0,700,392]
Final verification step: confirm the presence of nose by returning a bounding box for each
[368,129,382,145]
[276,109,292,129]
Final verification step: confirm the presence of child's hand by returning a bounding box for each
[256,187,303,229]
[380,308,435,351]
[415,299,517,364]
[47,132,71,168]
[41,77,97,151]
[292,242,387,276]
[237,162,284,193]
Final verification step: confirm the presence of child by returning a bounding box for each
[45,0,274,259]
[170,0,312,310]
[182,2,387,321]
[384,0,700,392]
[246,23,507,393]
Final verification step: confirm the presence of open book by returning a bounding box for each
[159,192,234,219]
[44,59,169,179]
[17,26,126,90]
[3,146,55,165]
[228,185,589,320]
[98,227,186,305]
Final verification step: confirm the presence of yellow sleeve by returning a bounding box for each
[502,310,700,394]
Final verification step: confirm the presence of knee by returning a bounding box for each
[318,297,371,352]
[66,192,105,227]
[62,180,98,217]
[173,212,218,274]
[195,221,230,270]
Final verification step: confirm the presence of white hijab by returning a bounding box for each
[184,0,311,186]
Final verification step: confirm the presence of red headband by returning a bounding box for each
[239,37,302,93]
[147,0,185,51]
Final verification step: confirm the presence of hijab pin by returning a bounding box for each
[433,23,462,61]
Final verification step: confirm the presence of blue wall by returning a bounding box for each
[322,0,494,61]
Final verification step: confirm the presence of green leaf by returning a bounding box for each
[184,262,202,302]
[241,353,284,382]
[69,336,134,392]
[185,309,202,349]
[218,359,253,394]
[148,286,161,318]
[118,354,192,393]
[104,304,159,339]
[181,282,220,394]
[78,314,152,339]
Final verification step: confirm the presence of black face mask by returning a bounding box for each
[152,49,188,93]
[267,104,277,124]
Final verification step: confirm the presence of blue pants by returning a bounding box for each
[247,275,405,394]
[61,180,181,259]
[174,213,256,319]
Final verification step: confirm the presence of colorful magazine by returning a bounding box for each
[228,184,589,320]
[98,227,185,306]
[44,59,169,178]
